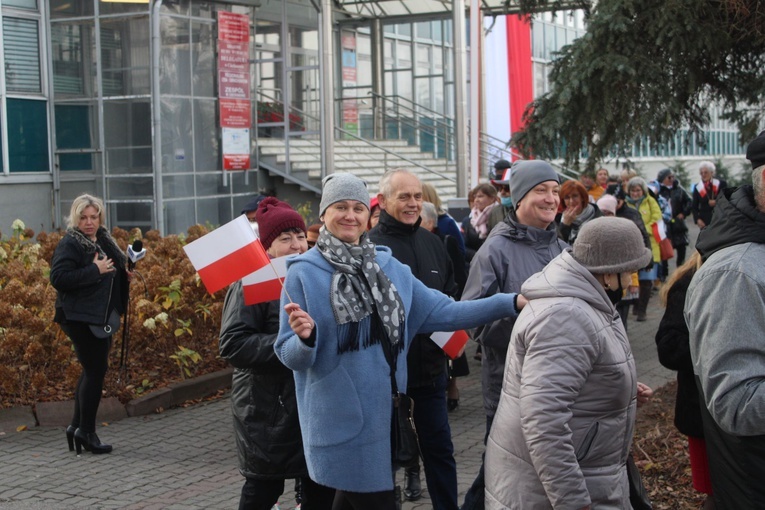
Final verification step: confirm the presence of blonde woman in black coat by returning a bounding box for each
[50,194,129,454]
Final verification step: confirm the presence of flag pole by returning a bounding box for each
[267,257,293,304]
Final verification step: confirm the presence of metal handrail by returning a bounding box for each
[366,93,455,161]
[368,92,455,134]
[476,129,579,179]
[333,123,456,182]
[256,92,456,183]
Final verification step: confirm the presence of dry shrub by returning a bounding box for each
[0,224,229,408]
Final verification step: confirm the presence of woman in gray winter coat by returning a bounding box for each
[219,197,334,510]
[485,217,653,509]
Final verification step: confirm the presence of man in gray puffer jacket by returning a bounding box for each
[459,161,567,510]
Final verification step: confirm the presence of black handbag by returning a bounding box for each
[89,309,121,339]
[379,314,421,469]
[391,392,420,469]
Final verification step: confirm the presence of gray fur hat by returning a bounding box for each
[319,173,370,216]
[510,160,560,207]
[572,217,653,274]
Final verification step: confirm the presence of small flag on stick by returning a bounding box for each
[242,255,289,305]
[430,330,470,360]
[183,215,270,294]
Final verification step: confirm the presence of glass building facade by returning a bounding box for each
[0,0,327,235]
[0,0,464,235]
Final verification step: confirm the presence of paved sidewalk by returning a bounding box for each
[3,224,697,509]
[0,299,673,510]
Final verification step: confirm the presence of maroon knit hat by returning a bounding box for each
[256,197,307,250]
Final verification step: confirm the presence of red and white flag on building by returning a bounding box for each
[242,255,289,305]
[430,330,470,360]
[183,215,270,294]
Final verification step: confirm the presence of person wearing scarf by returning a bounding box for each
[692,160,727,229]
[462,183,499,262]
[469,184,499,239]
[625,176,662,321]
[275,173,526,509]
[556,179,602,245]
[50,194,130,455]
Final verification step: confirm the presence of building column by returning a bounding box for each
[320,0,335,176]
[469,0,482,189]
[453,0,468,196]
[371,18,385,140]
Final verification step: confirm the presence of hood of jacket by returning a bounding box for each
[695,186,765,261]
[490,209,561,245]
[521,249,614,315]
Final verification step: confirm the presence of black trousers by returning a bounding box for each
[60,322,112,433]
[332,489,397,510]
[240,476,335,510]
[676,244,687,267]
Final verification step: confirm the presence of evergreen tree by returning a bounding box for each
[512,0,765,168]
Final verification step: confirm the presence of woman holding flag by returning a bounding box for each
[275,173,526,509]
[219,197,335,510]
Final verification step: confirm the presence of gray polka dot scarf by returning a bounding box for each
[316,226,405,353]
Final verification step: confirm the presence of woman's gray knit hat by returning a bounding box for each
[572,217,652,274]
[319,173,370,215]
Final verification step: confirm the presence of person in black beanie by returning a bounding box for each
[656,168,692,269]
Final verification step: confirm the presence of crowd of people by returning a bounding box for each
[49,129,765,510]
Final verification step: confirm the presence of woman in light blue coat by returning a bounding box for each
[275,173,524,509]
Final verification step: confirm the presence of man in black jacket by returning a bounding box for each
[685,131,765,510]
[369,169,459,510]
[656,168,692,267]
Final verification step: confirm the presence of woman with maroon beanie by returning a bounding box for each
[220,198,334,509]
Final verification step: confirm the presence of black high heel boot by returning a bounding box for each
[66,425,76,452]
[74,428,113,455]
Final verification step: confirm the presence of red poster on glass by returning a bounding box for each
[223,154,251,170]
[219,70,250,100]
[218,12,251,170]
[219,41,249,73]
[218,12,249,43]
[220,99,251,128]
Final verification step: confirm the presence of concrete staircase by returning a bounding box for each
[257,137,458,198]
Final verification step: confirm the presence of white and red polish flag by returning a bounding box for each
[242,255,288,305]
[430,330,470,360]
[183,215,270,294]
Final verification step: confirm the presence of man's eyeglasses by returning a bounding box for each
[493,184,510,193]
